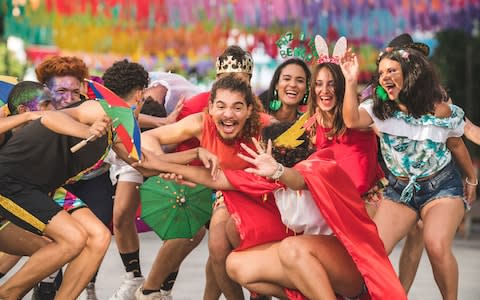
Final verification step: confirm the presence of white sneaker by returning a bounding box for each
[85,282,98,300]
[135,286,173,300]
[109,272,145,300]
[160,290,172,300]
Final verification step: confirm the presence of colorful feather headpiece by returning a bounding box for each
[315,35,347,65]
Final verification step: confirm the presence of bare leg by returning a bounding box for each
[373,199,418,254]
[399,220,424,293]
[364,202,378,219]
[0,222,49,256]
[0,211,87,300]
[421,198,464,300]
[202,215,240,300]
[56,208,111,299]
[142,228,206,290]
[203,258,222,300]
[0,253,21,277]
[112,181,141,254]
[226,242,289,299]
[227,235,361,300]
[208,207,244,300]
[279,235,363,299]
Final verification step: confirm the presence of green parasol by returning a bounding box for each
[139,177,213,240]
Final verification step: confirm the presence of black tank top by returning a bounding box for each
[0,119,110,193]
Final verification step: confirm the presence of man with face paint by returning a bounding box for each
[0,79,121,299]
[35,56,116,300]
[35,56,87,110]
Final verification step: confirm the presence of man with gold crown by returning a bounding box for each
[132,46,271,300]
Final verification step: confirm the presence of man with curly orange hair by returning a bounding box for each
[34,56,113,300]
[35,56,88,109]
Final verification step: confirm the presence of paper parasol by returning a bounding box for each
[0,75,18,108]
[86,79,142,161]
[139,177,213,240]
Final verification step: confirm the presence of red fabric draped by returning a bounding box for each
[222,174,293,251]
[222,149,406,300]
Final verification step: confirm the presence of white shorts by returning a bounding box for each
[105,151,143,185]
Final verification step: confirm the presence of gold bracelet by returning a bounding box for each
[465,177,478,186]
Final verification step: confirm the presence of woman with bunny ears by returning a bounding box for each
[342,45,476,300]
[304,36,386,213]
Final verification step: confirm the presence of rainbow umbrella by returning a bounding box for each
[0,75,18,109]
[86,79,141,161]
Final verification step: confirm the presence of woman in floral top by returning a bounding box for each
[341,47,476,300]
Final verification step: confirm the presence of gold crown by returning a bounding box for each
[215,54,253,75]
[273,112,310,149]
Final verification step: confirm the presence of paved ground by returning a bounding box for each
[4,225,480,300]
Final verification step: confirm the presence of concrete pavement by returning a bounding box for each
[3,227,480,299]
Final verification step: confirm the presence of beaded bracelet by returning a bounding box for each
[270,163,285,180]
[465,177,478,186]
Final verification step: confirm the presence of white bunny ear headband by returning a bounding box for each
[314,35,347,64]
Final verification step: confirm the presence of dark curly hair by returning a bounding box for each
[373,48,447,119]
[209,73,261,140]
[262,121,316,168]
[307,62,346,138]
[262,58,311,114]
[35,56,89,87]
[102,59,149,97]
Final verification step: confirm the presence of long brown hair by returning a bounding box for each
[373,49,447,119]
[307,63,346,138]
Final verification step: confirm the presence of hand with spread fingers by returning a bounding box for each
[339,48,359,84]
[237,137,279,178]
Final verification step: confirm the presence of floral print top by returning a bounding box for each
[359,100,465,202]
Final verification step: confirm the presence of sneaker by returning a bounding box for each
[31,282,56,300]
[86,282,98,300]
[160,290,173,300]
[135,286,173,300]
[109,272,145,300]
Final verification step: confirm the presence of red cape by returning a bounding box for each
[222,150,406,300]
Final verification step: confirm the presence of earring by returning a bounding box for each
[269,89,282,111]
[375,86,388,102]
[301,84,309,105]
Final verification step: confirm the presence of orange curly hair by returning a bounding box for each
[35,56,89,85]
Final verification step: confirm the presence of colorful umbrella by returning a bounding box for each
[86,79,142,161]
[139,177,213,240]
[0,75,18,107]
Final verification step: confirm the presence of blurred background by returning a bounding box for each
[0,0,479,150]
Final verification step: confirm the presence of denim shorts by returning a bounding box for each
[383,160,465,213]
